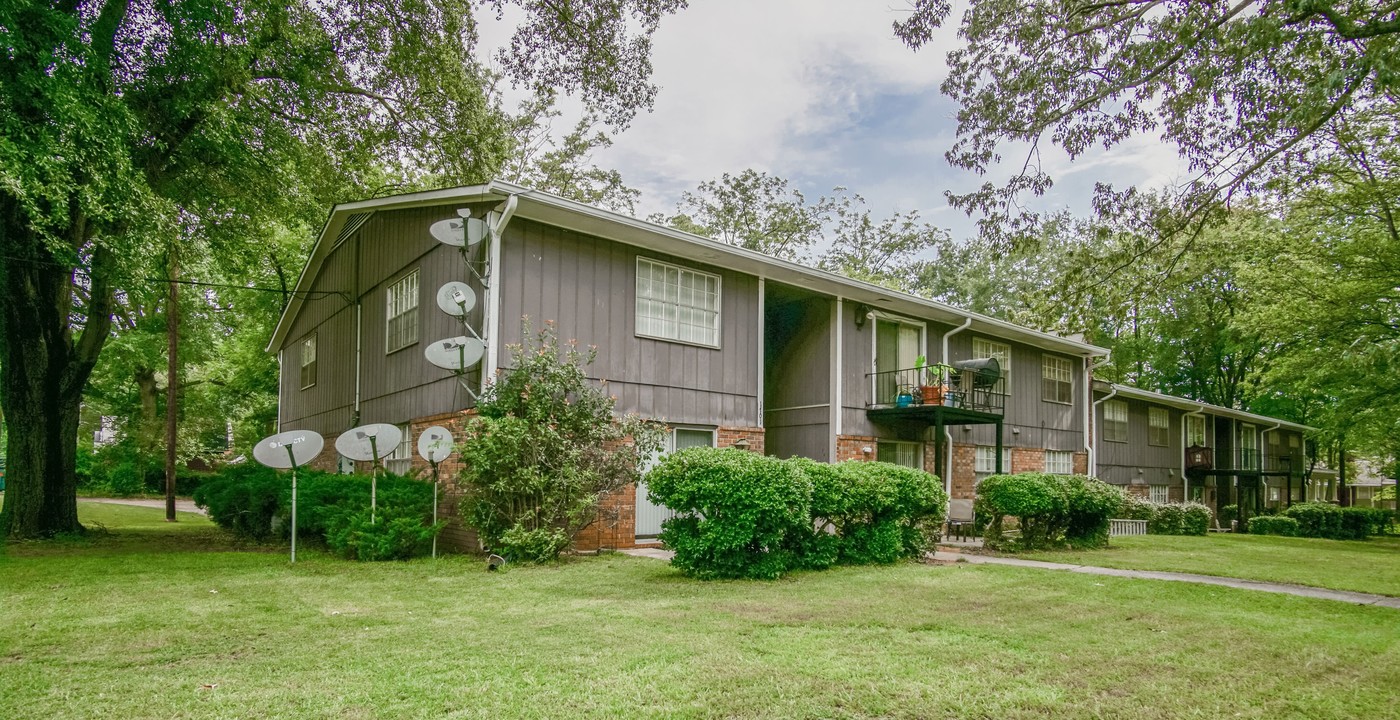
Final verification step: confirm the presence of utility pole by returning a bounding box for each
[164,250,179,522]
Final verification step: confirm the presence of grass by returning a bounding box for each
[1,503,1397,719]
[1020,533,1400,597]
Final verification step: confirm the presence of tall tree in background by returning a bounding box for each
[894,0,1400,248]
[0,0,683,539]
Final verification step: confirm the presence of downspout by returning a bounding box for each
[353,235,363,426]
[1085,356,1111,476]
[1090,385,1119,477]
[484,194,518,388]
[940,318,973,499]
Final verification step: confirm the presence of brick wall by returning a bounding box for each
[836,435,877,462]
[950,443,977,499]
[408,410,479,552]
[1073,451,1089,476]
[1011,447,1045,474]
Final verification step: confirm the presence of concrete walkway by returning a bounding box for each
[929,551,1400,609]
[619,547,675,561]
[84,498,206,515]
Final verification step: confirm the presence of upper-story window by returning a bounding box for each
[635,258,720,347]
[1186,414,1207,447]
[1289,434,1300,449]
[1149,407,1170,446]
[386,269,420,353]
[300,334,317,389]
[1104,399,1129,442]
[1041,355,1072,404]
[1045,450,1074,475]
[972,337,1010,392]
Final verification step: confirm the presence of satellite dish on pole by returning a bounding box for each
[429,211,488,248]
[417,425,454,560]
[425,336,485,372]
[334,423,403,462]
[435,282,477,317]
[252,429,324,564]
[417,426,455,464]
[254,430,324,469]
[335,423,403,525]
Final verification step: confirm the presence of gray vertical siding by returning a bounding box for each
[496,217,760,427]
[1096,397,1183,485]
[763,289,833,460]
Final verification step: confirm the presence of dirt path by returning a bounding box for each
[84,498,206,515]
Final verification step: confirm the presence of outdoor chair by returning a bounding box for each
[946,499,976,542]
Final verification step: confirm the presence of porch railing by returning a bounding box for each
[865,364,1006,415]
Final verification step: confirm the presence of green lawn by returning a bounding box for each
[1,502,1397,719]
[1020,533,1400,596]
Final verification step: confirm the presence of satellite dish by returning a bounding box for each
[253,430,324,469]
[417,425,455,463]
[429,213,488,248]
[334,423,403,462]
[435,282,477,317]
[425,336,485,371]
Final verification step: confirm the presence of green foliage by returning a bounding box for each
[977,473,1124,551]
[647,448,810,580]
[1219,504,1239,526]
[194,465,439,558]
[1282,503,1345,539]
[458,321,663,563]
[817,460,948,565]
[1248,516,1301,537]
[1118,495,1211,536]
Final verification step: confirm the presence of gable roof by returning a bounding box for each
[266,180,1112,357]
[1094,381,1313,433]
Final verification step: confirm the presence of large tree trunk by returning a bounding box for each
[0,214,115,539]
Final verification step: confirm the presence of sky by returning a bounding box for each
[485,0,1188,242]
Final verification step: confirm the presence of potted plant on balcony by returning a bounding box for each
[914,355,945,405]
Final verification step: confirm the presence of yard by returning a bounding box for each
[1,502,1397,719]
[1021,532,1400,597]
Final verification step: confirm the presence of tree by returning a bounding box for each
[893,0,1400,247]
[457,321,663,561]
[501,90,641,213]
[0,0,683,539]
[652,170,831,262]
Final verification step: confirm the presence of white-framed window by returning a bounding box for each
[1186,414,1207,447]
[1041,355,1072,404]
[1045,450,1074,475]
[386,423,412,475]
[972,337,1011,392]
[1149,407,1170,446]
[1149,485,1169,504]
[1289,434,1300,449]
[635,258,721,347]
[1240,424,1258,469]
[878,441,922,470]
[1104,399,1128,442]
[1269,486,1281,502]
[385,270,420,353]
[300,334,317,389]
[975,445,1011,475]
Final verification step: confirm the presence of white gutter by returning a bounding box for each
[941,318,973,498]
[1085,357,1111,476]
[1090,385,1119,477]
[483,195,518,389]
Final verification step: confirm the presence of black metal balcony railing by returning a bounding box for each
[1265,454,1298,474]
[866,364,1006,415]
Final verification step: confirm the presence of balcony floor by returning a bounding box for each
[866,404,1004,426]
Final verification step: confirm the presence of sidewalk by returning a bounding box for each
[84,497,206,515]
[929,550,1400,609]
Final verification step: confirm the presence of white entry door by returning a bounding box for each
[636,428,715,539]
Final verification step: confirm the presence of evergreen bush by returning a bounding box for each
[976,473,1121,551]
[1247,515,1300,536]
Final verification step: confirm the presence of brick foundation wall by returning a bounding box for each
[1011,447,1045,474]
[950,443,977,499]
[836,435,878,462]
[1073,452,1089,476]
[408,410,479,553]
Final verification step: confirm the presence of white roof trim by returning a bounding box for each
[267,180,1112,356]
[1096,382,1314,433]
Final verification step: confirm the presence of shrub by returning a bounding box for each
[1248,515,1300,537]
[976,473,1120,551]
[647,447,812,580]
[193,464,286,541]
[1283,502,1344,539]
[830,461,947,563]
[458,320,664,562]
[1120,496,1211,536]
[1117,494,1156,521]
[1179,503,1212,535]
[324,504,442,561]
[1219,504,1239,526]
[1338,507,1393,540]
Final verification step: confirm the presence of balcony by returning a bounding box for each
[865,363,1006,425]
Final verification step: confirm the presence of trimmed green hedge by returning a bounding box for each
[974,473,1124,551]
[646,449,946,579]
[1278,502,1393,540]
[193,465,440,560]
[1248,515,1301,537]
[1118,496,1211,535]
